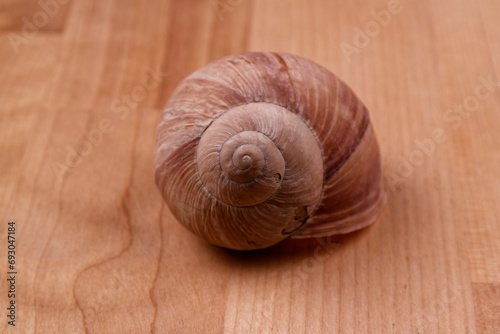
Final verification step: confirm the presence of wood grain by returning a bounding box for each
[1,0,499,332]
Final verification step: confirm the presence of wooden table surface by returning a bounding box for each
[1,0,499,333]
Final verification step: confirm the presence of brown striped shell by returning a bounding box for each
[154,52,385,250]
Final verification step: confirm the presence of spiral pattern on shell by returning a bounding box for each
[154,52,385,250]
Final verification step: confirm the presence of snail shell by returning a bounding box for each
[154,52,385,250]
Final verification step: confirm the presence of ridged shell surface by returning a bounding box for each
[154,52,385,250]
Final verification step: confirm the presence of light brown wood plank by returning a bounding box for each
[0,0,499,332]
[472,283,500,334]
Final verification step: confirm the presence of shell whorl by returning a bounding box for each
[196,103,322,209]
[154,52,385,250]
